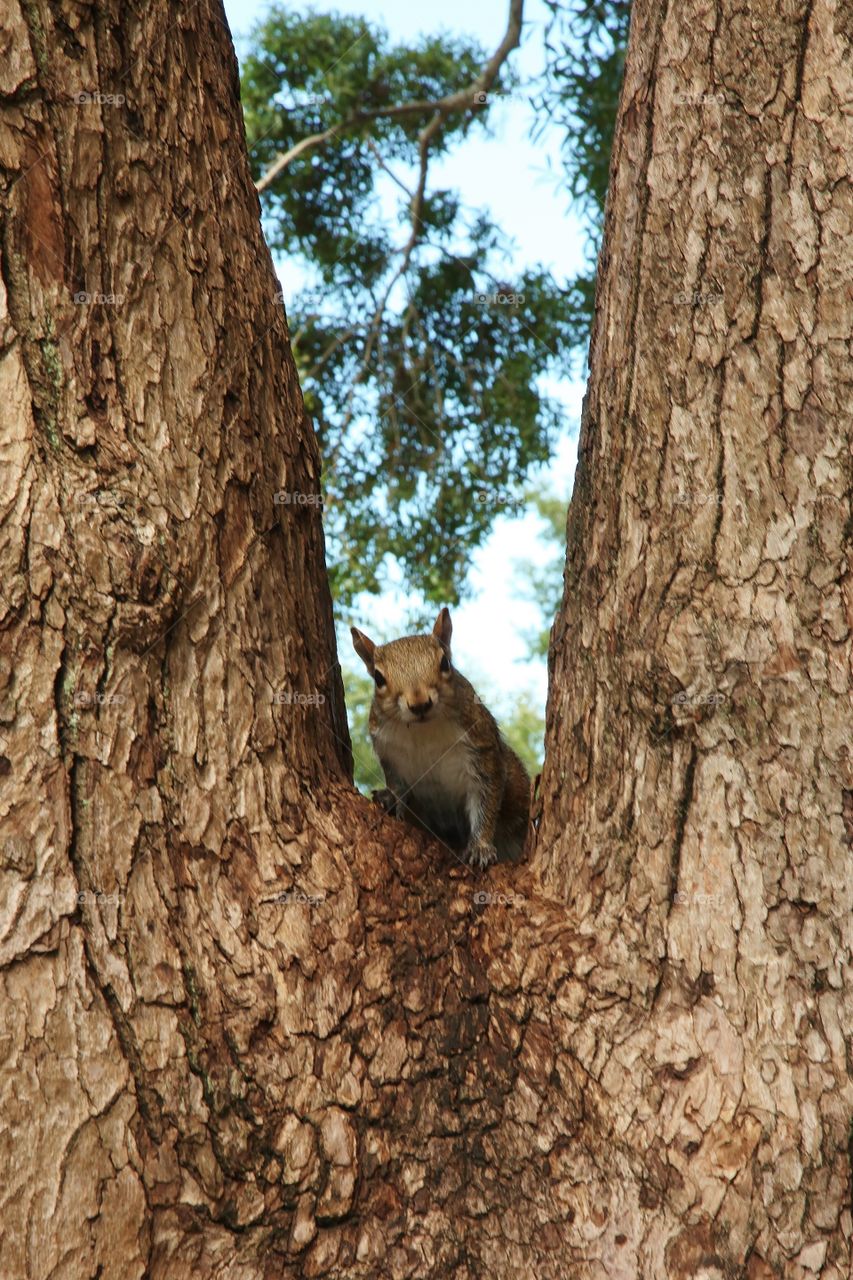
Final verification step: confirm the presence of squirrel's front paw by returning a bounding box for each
[371,788,399,816]
[465,839,498,869]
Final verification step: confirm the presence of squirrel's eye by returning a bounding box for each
[373,670,386,688]
[439,655,450,673]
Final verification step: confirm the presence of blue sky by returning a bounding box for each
[223,0,587,715]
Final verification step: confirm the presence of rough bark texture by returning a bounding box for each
[0,1,850,1279]
[536,0,853,1273]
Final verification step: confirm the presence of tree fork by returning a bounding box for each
[0,1,850,1278]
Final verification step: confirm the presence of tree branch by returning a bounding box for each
[270,0,524,448]
[255,0,524,194]
[365,137,414,201]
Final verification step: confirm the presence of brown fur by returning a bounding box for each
[351,608,530,867]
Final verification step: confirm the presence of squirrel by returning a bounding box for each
[350,607,530,868]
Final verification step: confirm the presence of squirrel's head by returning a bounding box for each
[351,607,454,725]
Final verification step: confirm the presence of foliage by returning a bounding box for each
[513,486,569,659]
[534,0,632,323]
[540,1,631,231]
[493,688,545,777]
[240,7,585,611]
[341,662,385,794]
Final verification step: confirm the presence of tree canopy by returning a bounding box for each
[239,1,629,612]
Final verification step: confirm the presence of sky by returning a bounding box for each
[222,0,588,717]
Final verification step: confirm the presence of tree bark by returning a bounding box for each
[535,0,853,1272]
[0,2,850,1279]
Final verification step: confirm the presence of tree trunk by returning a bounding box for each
[535,0,853,1272]
[1,2,849,1280]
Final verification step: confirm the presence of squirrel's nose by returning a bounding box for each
[408,699,432,718]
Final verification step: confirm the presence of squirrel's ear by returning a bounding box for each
[350,626,376,672]
[433,607,452,656]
